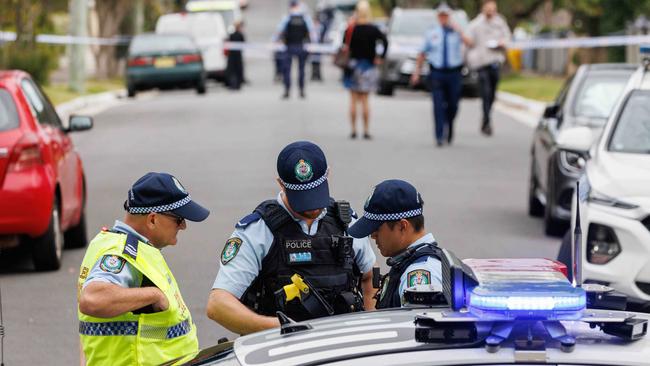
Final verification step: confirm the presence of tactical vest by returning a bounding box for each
[283,14,309,45]
[78,231,198,366]
[376,243,442,309]
[241,200,363,321]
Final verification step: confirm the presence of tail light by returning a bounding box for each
[177,54,202,64]
[127,56,153,67]
[8,132,43,172]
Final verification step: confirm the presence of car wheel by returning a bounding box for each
[127,82,137,98]
[544,191,568,237]
[377,80,394,96]
[196,77,207,95]
[64,206,88,249]
[30,197,63,271]
[557,231,573,282]
[528,161,544,217]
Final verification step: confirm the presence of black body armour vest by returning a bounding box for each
[283,14,309,45]
[241,200,363,321]
[376,243,442,309]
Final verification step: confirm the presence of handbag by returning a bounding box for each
[334,24,355,69]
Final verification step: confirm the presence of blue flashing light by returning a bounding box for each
[641,45,650,55]
[469,294,586,311]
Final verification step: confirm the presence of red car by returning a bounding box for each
[0,70,93,271]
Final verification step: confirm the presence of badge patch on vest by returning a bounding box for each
[289,252,312,263]
[99,255,125,274]
[221,237,242,265]
[407,270,431,287]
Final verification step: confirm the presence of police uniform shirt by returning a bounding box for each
[273,10,316,43]
[212,193,377,298]
[83,221,152,289]
[396,233,442,305]
[420,25,463,69]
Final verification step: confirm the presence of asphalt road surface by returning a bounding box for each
[0,1,559,364]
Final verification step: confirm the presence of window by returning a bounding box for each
[572,71,633,122]
[20,78,61,128]
[608,90,650,154]
[0,89,19,132]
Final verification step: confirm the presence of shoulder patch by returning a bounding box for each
[99,255,126,274]
[235,212,262,229]
[221,237,243,265]
[407,270,431,287]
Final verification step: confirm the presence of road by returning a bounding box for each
[0,1,559,364]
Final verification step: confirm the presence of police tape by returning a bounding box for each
[3,31,650,54]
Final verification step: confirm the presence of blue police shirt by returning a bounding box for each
[212,192,377,298]
[420,26,463,69]
[396,233,442,306]
[83,220,152,289]
[273,10,316,43]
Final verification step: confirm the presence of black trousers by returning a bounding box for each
[478,64,500,127]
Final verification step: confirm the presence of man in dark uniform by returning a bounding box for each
[207,141,376,335]
[348,179,443,309]
[226,20,246,90]
[274,0,315,99]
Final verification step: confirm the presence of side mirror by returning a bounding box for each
[66,115,93,132]
[543,103,560,119]
[557,126,593,153]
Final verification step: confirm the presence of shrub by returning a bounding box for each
[0,42,59,85]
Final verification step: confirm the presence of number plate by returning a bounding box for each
[154,57,176,68]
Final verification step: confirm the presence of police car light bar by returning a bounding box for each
[641,45,650,67]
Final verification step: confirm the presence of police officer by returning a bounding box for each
[207,141,376,335]
[77,172,210,366]
[347,179,443,309]
[274,0,316,99]
[411,2,472,147]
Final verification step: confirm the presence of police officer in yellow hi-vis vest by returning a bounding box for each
[77,172,210,365]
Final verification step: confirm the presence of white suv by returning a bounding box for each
[558,47,650,304]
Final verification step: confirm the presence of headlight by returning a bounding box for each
[559,150,586,174]
[588,189,639,209]
[586,223,621,264]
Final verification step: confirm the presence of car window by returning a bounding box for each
[608,90,650,154]
[20,78,62,128]
[129,35,197,55]
[0,89,19,132]
[572,72,632,121]
[555,75,573,108]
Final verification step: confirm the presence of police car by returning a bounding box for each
[557,46,650,305]
[164,249,650,365]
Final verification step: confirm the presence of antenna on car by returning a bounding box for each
[573,181,583,288]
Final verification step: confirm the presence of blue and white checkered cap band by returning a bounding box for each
[363,208,423,221]
[281,168,329,191]
[127,196,192,214]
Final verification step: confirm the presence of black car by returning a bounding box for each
[528,63,635,236]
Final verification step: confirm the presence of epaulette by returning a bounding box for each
[122,233,139,259]
[235,212,262,229]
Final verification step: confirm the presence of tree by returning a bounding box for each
[93,0,133,78]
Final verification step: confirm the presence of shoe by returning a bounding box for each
[281,91,289,99]
[300,90,306,99]
[481,124,493,136]
[363,133,372,140]
[436,140,444,147]
[350,132,357,139]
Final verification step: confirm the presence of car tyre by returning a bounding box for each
[528,161,544,217]
[377,80,394,96]
[557,231,572,282]
[127,82,137,98]
[64,208,88,249]
[196,77,207,95]
[30,197,63,271]
[544,166,569,236]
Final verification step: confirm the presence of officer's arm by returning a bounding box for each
[207,289,280,335]
[361,270,376,310]
[79,282,167,318]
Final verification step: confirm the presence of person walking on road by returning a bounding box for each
[466,0,511,136]
[226,20,246,90]
[77,172,210,366]
[207,141,377,335]
[348,179,444,309]
[411,2,472,147]
[343,0,388,140]
[274,0,316,99]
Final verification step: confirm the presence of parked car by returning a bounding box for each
[528,63,635,236]
[0,70,93,271]
[377,7,479,97]
[557,51,650,304]
[126,33,206,97]
[185,0,242,33]
[156,12,228,81]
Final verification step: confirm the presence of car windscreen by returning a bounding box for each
[0,89,19,132]
[391,13,438,36]
[608,90,650,154]
[129,35,197,55]
[572,70,633,122]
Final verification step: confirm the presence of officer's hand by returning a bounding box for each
[151,288,169,312]
[410,73,420,86]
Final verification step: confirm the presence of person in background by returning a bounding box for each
[226,20,246,90]
[343,0,387,140]
[411,2,472,147]
[466,0,512,136]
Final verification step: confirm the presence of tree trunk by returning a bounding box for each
[93,0,132,78]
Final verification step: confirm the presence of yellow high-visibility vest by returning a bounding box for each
[78,230,198,366]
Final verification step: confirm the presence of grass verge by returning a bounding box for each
[43,79,123,106]
[498,73,564,102]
